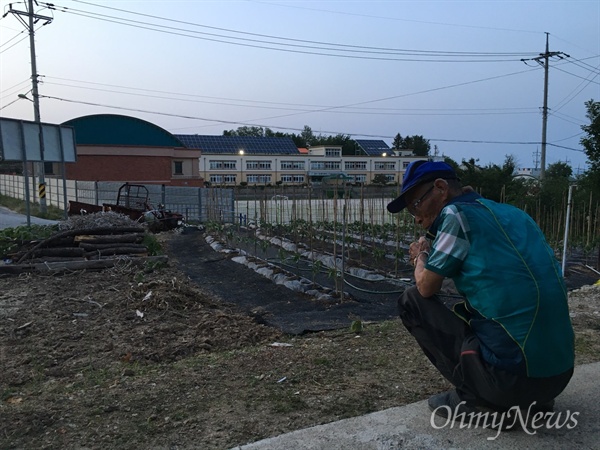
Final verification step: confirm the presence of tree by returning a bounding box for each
[392,133,403,150]
[223,126,266,137]
[442,156,460,171]
[300,125,315,147]
[581,99,600,172]
[401,135,430,156]
[545,161,573,179]
[538,161,572,209]
[455,155,516,202]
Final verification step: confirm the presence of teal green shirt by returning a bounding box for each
[425,195,574,378]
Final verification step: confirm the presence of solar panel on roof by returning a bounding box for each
[354,139,391,156]
[174,135,300,155]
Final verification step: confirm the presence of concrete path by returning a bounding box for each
[232,362,599,450]
[0,206,58,229]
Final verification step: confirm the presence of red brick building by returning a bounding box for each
[62,114,203,187]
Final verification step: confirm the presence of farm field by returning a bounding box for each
[1,226,599,449]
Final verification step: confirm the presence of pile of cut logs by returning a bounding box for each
[1,227,168,275]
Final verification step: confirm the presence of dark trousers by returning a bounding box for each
[398,286,573,409]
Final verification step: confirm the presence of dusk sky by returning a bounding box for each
[1,1,599,172]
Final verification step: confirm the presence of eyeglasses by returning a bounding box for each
[407,185,434,217]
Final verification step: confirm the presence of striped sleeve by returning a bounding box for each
[425,205,470,277]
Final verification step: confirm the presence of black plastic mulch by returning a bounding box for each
[168,228,401,334]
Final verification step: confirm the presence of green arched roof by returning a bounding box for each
[62,114,186,148]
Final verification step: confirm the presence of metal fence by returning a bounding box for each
[0,174,235,223]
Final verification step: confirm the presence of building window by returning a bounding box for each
[247,174,272,184]
[310,161,341,170]
[280,161,305,170]
[352,174,367,183]
[281,174,305,183]
[246,161,272,170]
[325,148,341,157]
[209,174,237,184]
[173,161,183,175]
[209,160,237,170]
[44,162,54,175]
[403,161,411,169]
[374,162,396,170]
[385,174,396,183]
[345,161,367,170]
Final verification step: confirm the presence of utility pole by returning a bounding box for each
[6,0,53,213]
[532,147,540,171]
[522,33,568,180]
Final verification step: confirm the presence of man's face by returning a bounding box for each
[405,181,442,228]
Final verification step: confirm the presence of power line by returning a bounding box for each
[550,33,600,58]
[240,67,540,124]
[248,0,545,35]
[553,65,600,85]
[0,96,22,111]
[40,79,539,117]
[552,64,600,112]
[42,1,540,62]
[0,31,28,53]
[0,78,32,97]
[41,75,539,114]
[552,131,585,143]
[550,110,586,126]
[37,94,585,152]
[565,58,600,74]
[69,0,538,56]
[0,29,25,48]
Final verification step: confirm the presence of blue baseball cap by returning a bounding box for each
[387,160,458,213]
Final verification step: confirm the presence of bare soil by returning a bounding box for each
[1,231,599,450]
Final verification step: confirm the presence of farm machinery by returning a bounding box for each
[68,183,184,232]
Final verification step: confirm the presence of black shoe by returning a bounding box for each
[428,390,508,430]
[428,390,482,419]
[530,399,555,413]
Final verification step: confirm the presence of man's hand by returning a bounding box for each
[409,237,443,298]
[409,236,431,267]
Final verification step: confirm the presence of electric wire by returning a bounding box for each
[40,75,540,115]
[566,58,600,75]
[43,1,540,62]
[40,80,539,117]
[66,1,539,57]
[238,67,541,124]
[0,29,25,48]
[553,64,600,112]
[0,97,22,111]
[548,111,587,127]
[553,65,600,85]
[37,94,585,152]
[249,0,545,35]
[0,78,31,96]
[0,31,28,53]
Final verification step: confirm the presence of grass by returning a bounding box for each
[0,193,65,220]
